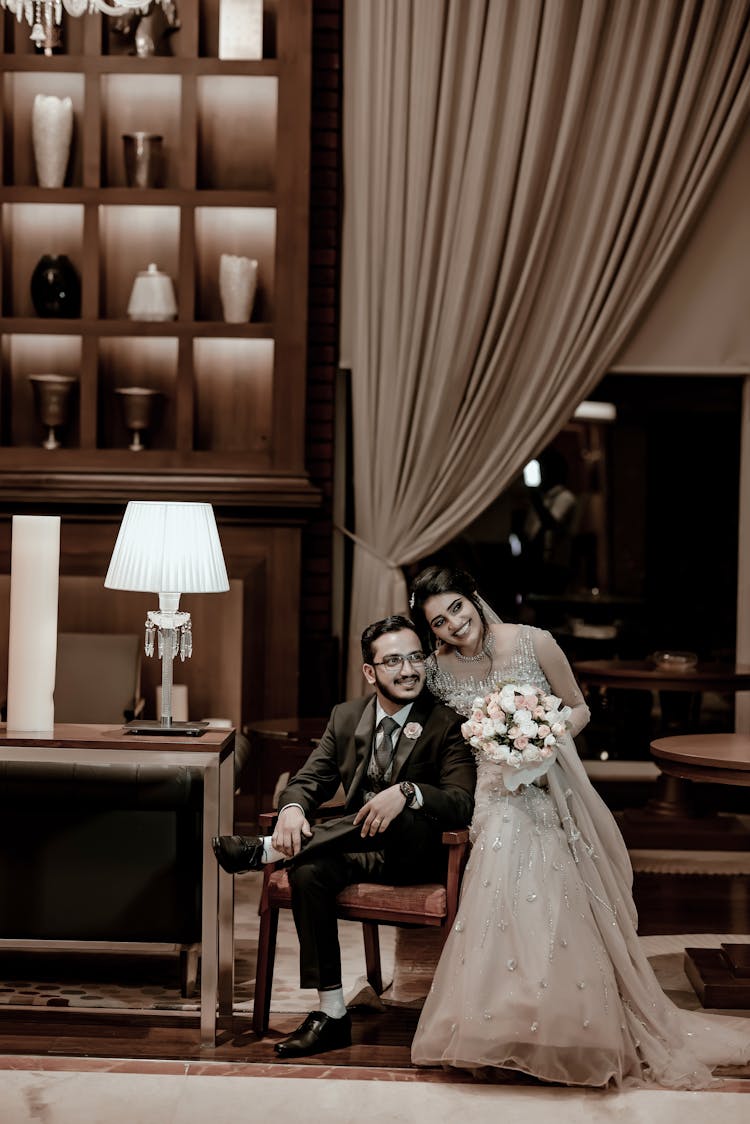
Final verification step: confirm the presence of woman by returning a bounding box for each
[409,566,750,1088]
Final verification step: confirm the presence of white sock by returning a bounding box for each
[318,987,347,1019]
[261,836,285,864]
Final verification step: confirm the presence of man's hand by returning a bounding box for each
[271,805,313,858]
[353,785,407,838]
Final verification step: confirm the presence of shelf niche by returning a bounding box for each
[97,335,177,452]
[2,333,81,449]
[1,202,84,318]
[2,71,85,188]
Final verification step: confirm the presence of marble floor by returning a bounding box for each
[1,874,749,1123]
[2,1069,749,1124]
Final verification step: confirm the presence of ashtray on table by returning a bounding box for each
[650,651,698,671]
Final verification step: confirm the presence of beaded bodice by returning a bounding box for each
[425,624,551,717]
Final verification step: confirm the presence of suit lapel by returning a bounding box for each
[345,696,377,804]
[391,692,434,782]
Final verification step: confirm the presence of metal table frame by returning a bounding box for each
[0,723,235,1047]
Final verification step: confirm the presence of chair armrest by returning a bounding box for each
[441,829,469,845]
[443,828,471,930]
[259,804,346,831]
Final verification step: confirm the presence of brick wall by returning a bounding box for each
[299,0,343,715]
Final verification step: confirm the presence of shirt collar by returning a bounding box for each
[375,700,414,729]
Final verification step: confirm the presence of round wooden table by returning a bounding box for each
[573,659,750,695]
[571,656,750,723]
[649,733,750,1009]
[573,659,750,753]
[651,733,750,787]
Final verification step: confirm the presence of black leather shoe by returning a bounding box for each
[274,1011,352,1058]
[211,834,264,874]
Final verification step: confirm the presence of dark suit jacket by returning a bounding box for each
[278,690,475,830]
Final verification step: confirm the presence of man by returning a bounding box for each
[213,615,475,1058]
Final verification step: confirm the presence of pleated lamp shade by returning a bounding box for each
[105,501,229,594]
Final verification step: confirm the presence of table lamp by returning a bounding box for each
[104,500,229,736]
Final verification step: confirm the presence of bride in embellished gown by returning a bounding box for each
[408,566,750,1088]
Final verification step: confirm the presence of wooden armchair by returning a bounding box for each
[252,810,470,1036]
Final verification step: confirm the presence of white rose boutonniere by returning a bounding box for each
[404,722,423,740]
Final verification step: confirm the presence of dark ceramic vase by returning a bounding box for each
[30,254,81,318]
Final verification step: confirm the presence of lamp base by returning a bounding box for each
[124,719,208,737]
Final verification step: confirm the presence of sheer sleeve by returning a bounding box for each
[533,628,590,738]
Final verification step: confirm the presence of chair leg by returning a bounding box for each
[179,945,199,999]
[362,921,382,995]
[253,905,280,1036]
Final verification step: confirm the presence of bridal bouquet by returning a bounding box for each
[461,683,572,790]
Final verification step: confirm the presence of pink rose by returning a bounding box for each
[404,722,423,740]
[487,703,503,720]
[537,724,550,738]
[523,694,538,710]
[514,735,529,750]
[514,694,529,710]
[471,709,484,723]
[533,706,546,719]
[508,725,520,739]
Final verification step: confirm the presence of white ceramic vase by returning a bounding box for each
[219,254,258,323]
[32,94,74,189]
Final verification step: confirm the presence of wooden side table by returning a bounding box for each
[0,723,235,1046]
[650,733,750,1009]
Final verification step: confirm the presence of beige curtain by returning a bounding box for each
[342,0,750,690]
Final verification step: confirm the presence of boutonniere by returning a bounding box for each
[404,722,423,740]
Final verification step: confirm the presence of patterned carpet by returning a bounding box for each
[0,873,395,1013]
[0,872,748,1018]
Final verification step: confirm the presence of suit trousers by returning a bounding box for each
[286,808,445,990]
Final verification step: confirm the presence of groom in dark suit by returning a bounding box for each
[213,614,475,1057]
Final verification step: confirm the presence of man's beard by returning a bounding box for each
[374,669,422,705]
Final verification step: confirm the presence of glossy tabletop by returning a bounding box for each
[573,659,750,693]
[650,733,750,787]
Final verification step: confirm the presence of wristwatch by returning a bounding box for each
[399,780,417,807]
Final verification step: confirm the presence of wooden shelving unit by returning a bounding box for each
[0,0,318,725]
[0,0,314,507]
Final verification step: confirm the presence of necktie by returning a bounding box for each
[375,716,400,776]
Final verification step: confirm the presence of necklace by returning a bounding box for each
[454,630,496,663]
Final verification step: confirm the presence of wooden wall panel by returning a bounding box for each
[0,515,301,727]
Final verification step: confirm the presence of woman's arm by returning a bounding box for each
[533,628,590,737]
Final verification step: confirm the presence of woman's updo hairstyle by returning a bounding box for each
[408,565,487,652]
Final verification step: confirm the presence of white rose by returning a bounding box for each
[499,685,517,710]
[544,733,557,746]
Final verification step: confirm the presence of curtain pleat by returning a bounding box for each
[342,0,750,691]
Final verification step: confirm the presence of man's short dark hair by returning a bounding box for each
[361,615,417,664]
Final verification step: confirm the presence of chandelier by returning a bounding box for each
[1,2,161,49]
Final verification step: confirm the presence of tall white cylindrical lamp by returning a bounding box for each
[6,515,61,734]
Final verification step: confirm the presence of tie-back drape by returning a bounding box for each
[341,0,750,692]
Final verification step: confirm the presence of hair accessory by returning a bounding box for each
[409,592,415,609]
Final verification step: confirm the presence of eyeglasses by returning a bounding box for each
[371,652,426,671]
